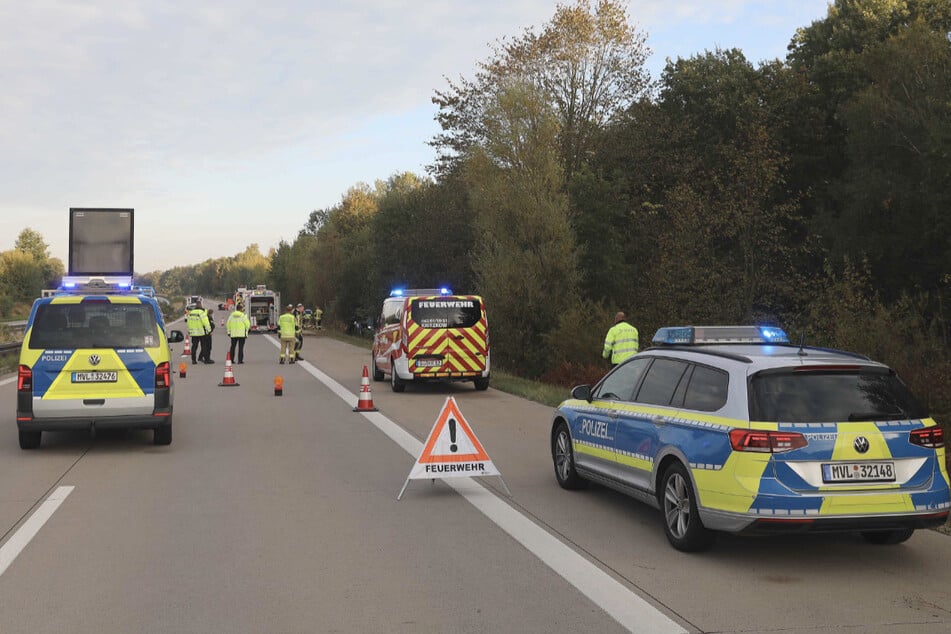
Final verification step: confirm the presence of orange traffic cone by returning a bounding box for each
[353,365,378,412]
[182,336,191,358]
[178,361,187,378]
[218,353,240,387]
[274,375,284,396]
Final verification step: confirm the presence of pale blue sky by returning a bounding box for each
[0,0,831,272]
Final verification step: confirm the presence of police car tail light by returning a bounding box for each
[729,429,807,453]
[155,362,171,389]
[910,426,944,449]
[17,365,32,392]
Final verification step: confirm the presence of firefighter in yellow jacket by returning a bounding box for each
[278,304,298,364]
[602,311,639,366]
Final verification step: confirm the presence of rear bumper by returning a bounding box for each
[701,505,950,534]
[741,510,950,534]
[17,413,171,432]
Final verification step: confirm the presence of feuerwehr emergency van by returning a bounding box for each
[371,288,490,392]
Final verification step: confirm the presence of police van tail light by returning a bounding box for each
[155,362,171,389]
[730,429,808,453]
[17,365,32,392]
[910,426,944,449]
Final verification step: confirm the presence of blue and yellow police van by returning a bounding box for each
[16,275,185,449]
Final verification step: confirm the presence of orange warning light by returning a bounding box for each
[274,375,284,396]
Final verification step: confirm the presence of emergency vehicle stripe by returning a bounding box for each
[405,295,488,376]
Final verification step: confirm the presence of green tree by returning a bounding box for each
[14,228,50,260]
[834,21,951,298]
[465,81,580,376]
[433,0,650,182]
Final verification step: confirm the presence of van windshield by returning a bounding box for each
[410,298,481,329]
[29,302,160,349]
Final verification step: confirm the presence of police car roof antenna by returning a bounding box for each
[797,333,807,356]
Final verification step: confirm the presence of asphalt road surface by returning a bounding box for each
[1,330,949,633]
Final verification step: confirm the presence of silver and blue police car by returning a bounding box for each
[551,326,950,551]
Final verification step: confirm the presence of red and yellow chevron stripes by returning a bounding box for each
[405,295,488,376]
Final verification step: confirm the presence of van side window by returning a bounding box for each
[382,299,402,326]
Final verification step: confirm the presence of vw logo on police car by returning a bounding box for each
[853,436,870,454]
[88,354,101,366]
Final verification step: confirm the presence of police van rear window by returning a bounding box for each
[749,368,927,423]
[30,302,159,349]
[409,298,481,329]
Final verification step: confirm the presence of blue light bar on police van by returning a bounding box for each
[58,275,136,294]
[652,325,789,345]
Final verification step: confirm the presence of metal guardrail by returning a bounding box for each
[1,320,26,353]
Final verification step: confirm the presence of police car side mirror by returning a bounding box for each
[167,330,185,344]
[571,384,592,402]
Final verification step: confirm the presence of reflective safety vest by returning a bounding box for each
[278,312,297,338]
[603,321,639,365]
[187,308,210,337]
[226,310,251,338]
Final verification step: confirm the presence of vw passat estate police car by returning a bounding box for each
[551,326,950,551]
[16,276,185,449]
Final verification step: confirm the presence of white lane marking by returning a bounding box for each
[0,486,75,577]
[0,376,16,386]
[273,338,686,634]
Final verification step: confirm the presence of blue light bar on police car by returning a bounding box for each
[652,325,789,345]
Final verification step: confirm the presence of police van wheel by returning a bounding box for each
[860,528,914,545]
[153,423,172,446]
[372,355,384,381]
[552,422,587,490]
[660,462,715,552]
[390,361,406,393]
[474,376,489,391]
[18,430,41,450]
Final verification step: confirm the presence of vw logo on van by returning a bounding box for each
[88,354,101,366]
[853,436,870,454]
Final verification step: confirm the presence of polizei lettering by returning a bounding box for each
[580,417,612,440]
[417,300,475,309]
[424,463,486,473]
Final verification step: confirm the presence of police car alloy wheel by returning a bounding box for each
[660,463,715,552]
[552,423,587,490]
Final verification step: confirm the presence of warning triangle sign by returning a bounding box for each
[400,397,504,495]
[417,396,490,464]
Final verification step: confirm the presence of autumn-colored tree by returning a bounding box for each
[432,0,649,183]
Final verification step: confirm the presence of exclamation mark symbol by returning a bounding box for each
[449,418,458,452]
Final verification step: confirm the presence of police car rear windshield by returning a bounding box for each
[410,298,481,329]
[749,368,927,423]
[30,303,159,349]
